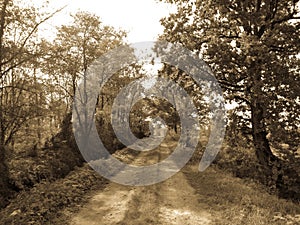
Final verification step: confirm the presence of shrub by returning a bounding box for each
[0,164,106,225]
[8,144,82,191]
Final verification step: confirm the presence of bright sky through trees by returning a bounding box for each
[31,0,176,42]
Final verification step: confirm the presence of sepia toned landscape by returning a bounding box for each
[0,0,299,224]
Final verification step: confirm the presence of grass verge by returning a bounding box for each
[184,165,300,225]
[0,164,107,225]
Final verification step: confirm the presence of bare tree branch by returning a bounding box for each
[0,5,67,74]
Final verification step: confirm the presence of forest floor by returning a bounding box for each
[57,138,300,225]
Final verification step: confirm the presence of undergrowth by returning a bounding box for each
[0,164,106,225]
[184,165,300,225]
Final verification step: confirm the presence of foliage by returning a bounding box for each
[0,0,64,207]
[0,164,106,225]
[185,165,300,224]
[159,0,300,196]
[43,11,127,105]
[8,143,82,191]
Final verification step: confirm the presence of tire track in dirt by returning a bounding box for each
[70,139,212,224]
[116,168,212,225]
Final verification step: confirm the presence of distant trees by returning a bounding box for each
[157,65,210,129]
[159,0,300,184]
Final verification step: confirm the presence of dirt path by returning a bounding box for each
[70,140,213,225]
[62,138,300,225]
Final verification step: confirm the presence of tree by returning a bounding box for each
[45,11,126,103]
[157,65,210,130]
[0,0,62,206]
[159,0,300,184]
[43,11,128,154]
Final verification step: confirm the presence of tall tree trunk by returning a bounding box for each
[249,60,281,188]
[251,102,275,162]
[251,100,280,187]
[0,0,11,208]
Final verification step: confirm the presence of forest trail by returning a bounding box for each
[63,138,300,225]
[69,139,213,225]
[70,167,212,225]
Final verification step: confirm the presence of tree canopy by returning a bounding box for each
[159,0,300,185]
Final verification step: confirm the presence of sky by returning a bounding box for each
[32,0,176,42]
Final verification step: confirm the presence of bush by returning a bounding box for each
[8,144,82,191]
[215,140,300,201]
[0,164,106,225]
[215,144,262,180]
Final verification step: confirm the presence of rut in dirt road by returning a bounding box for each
[70,168,212,225]
[70,140,212,225]
[64,138,300,225]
